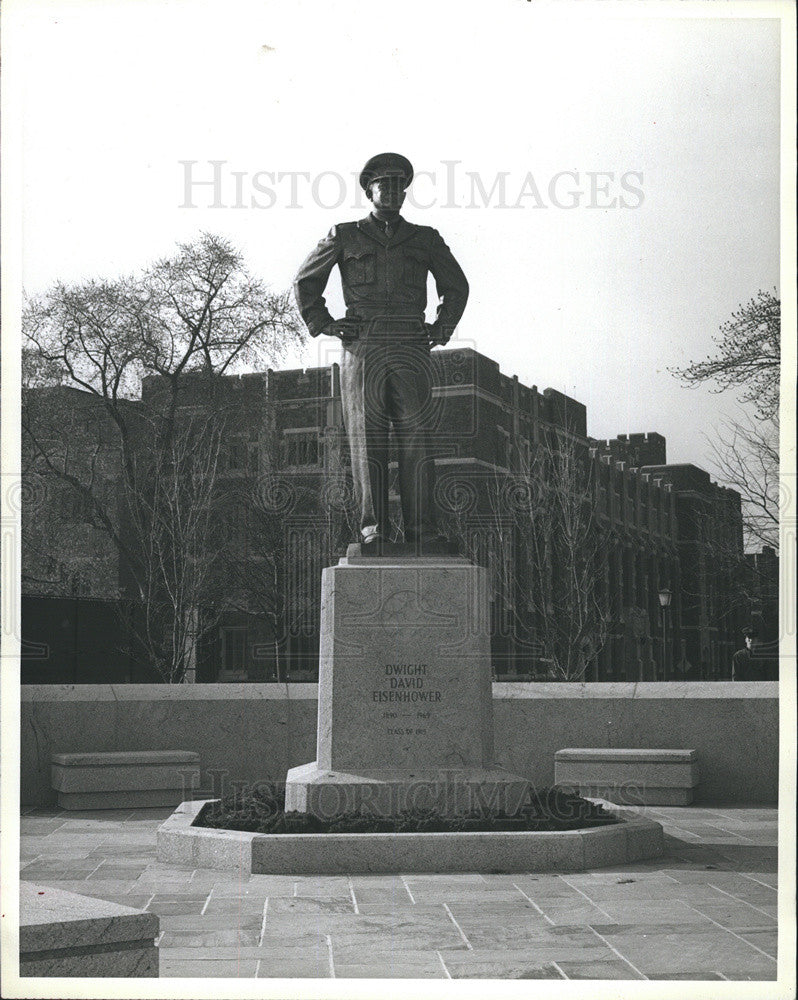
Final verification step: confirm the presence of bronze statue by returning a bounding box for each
[294,153,469,550]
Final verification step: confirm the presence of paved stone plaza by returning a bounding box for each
[19,803,777,981]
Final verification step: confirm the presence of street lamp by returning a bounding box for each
[659,588,672,680]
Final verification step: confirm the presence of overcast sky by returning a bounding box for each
[12,0,781,468]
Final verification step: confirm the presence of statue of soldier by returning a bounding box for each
[294,153,469,549]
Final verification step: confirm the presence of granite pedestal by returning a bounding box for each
[285,547,529,818]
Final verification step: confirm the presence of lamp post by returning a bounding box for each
[659,587,672,681]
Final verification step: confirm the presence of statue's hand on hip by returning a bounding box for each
[325,319,362,343]
[425,323,449,348]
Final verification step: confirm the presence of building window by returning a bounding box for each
[220,627,247,678]
[226,437,248,471]
[282,431,319,467]
[495,427,510,469]
[612,474,621,519]
[222,501,247,545]
[520,437,532,471]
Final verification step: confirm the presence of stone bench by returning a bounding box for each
[555,748,699,805]
[51,750,200,810]
[20,882,159,977]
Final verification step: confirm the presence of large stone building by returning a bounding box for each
[22,349,749,682]
[590,436,747,679]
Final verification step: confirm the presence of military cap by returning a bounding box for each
[742,625,760,638]
[359,152,414,192]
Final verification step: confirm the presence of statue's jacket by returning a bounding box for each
[293,215,469,345]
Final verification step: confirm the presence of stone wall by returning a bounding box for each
[20,682,778,806]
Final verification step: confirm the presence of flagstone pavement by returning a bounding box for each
[19,804,779,981]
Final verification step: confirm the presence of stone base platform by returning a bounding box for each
[19,882,159,977]
[345,540,461,560]
[285,762,532,818]
[157,799,664,875]
[555,748,700,806]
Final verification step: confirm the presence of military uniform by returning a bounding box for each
[294,190,469,544]
[732,627,767,681]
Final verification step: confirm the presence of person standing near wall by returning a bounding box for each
[731,626,766,680]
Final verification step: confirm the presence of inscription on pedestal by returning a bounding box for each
[372,663,442,739]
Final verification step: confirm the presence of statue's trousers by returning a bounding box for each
[338,335,440,542]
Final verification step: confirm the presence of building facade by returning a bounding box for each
[591,437,747,679]
[22,349,748,682]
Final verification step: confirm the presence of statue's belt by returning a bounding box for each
[344,314,426,332]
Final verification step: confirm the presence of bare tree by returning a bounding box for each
[440,427,611,680]
[120,412,227,683]
[671,289,780,556]
[218,425,359,682]
[218,470,310,683]
[672,289,780,420]
[22,233,304,681]
[22,386,133,596]
[509,430,611,680]
[709,409,779,552]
